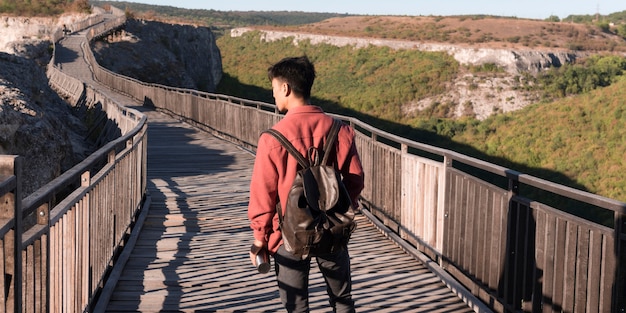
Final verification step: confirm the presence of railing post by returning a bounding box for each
[0,156,22,313]
[616,210,626,312]
[440,154,452,266]
[108,150,116,164]
[508,176,520,196]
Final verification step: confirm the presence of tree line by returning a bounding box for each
[0,0,90,16]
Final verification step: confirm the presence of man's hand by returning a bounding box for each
[249,239,266,266]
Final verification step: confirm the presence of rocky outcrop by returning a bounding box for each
[0,52,92,196]
[452,48,581,73]
[231,27,586,120]
[231,27,585,74]
[92,19,222,92]
[0,13,96,195]
[0,14,222,195]
[0,14,88,53]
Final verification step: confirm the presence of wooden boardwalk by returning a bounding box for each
[97,110,475,312]
[55,23,479,313]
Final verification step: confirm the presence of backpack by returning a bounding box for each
[262,118,357,259]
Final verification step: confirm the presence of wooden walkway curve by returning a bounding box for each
[54,20,480,313]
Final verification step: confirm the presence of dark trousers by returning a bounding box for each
[274,245,355,313]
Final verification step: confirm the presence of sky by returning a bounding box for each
[110,0,625,20]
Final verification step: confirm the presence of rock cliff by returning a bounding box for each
[231,27,585,120]
[92,19,222,92]
[0,15,223,195]
[0,52,92,196]
[0,13,95,196]
[231,28,585,74]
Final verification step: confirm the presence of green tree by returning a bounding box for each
[617,24,626,38]
[545,15,560,22]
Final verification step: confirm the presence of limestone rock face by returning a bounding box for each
[0,13,94,196]
[92,19,222,92]
[0,14,89,53]
[0,52,90,196]
[233,28,585,74]
[230,28,592,120]
[0,15,222,195]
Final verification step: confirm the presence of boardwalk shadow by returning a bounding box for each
[115,112,245,311]
[54,43,80,64]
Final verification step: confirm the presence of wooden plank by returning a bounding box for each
[476,186,489,286]
[465,179,476,277]
[541,212,556,313]
[586,230,602,312]
[520,204,534,313]
[501,202,516,308]
[454,173,464,267]
[574,227,590,313]
[50,224,58,313]
[529,208,542,313]
[80,198,89,309]
[552,218,567,311]
[599,232,615,313]
[0,239,5,311]
[25,245,34,313]
[562,220,578,311]
[488,192,503,291]
[448,172,461,265]
[35,237,43,313]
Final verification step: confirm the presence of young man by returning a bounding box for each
[248,56,365,313]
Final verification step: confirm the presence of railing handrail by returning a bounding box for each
[21,108,145,216]
[84,47,626,216]
[92,66,626,217]
[342,115,626,214]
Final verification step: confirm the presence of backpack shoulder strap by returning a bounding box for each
[261,118,343,167]
[321,119,342,165]
[262,129,309,168]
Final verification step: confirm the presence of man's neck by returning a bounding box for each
[285,98,309,111]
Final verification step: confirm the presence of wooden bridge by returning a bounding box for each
[95,108,477,312]
[0,7,624,313]
[55,15,480,313]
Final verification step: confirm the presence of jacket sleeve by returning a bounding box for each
[248,134,279,243]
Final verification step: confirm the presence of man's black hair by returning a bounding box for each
[268,56,316,100]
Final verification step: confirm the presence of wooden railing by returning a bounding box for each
[0,8,147,312]
[0,81,147,313]
[90,42,625,311]
[0,156,23,313]
[17,81,147,313]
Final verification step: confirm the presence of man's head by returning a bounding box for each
[267,56,316,102]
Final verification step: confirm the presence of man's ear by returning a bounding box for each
[283,83,291,97]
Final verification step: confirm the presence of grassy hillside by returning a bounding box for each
[87,2,626,205]
[216,31,626,206]
[452,77,626,202]
[90,1,626,50]
[255,14,626,52]
[217,31,458,122]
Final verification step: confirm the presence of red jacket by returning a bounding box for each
[248,105,365,254]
